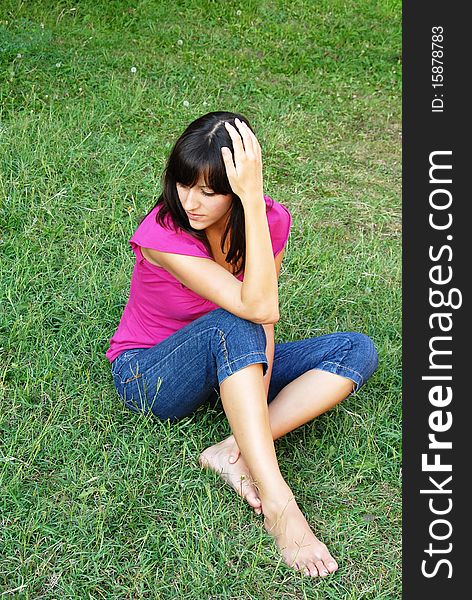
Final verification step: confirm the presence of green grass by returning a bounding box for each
[0,0,401,597]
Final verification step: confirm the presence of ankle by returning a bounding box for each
[259,484,296,515]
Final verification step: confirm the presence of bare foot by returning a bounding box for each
[199,438,262,515]
[263,496,339,577]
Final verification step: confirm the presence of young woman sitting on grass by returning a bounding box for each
[106,111,378,577]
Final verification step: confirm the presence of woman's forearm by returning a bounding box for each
[220,120,277,321]
[240,198,279,322]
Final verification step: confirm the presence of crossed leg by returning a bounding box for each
[199,367,354,577]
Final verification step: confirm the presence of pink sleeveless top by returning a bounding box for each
[105,195,292,363]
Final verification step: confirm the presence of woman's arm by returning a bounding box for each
[147,119,279,324]
[223,119,279,322]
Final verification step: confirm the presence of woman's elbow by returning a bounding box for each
[266,310,280,324]
[252,307,280,324]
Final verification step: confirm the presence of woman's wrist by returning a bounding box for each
[240,192,265,210]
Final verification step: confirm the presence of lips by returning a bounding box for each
[187,212,205,217]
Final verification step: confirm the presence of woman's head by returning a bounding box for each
[152,111,267,275]
[166,111,253,199]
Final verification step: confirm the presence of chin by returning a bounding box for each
[189,222,207,230]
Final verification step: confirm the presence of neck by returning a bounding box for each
[205,212,231,245]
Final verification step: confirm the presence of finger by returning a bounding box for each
[224,121,245,163]
[234,118,255,156]
[238,119,261,157]
[221,146,237,179]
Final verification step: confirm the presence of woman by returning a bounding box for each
[106,111,378,577]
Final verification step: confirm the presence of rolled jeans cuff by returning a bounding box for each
[316,360,364,392]
[217,351,268,386]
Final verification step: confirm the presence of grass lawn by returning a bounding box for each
[1,0,401,598]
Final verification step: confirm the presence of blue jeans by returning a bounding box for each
[110,308,378,422]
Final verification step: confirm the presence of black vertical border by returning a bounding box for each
[403,2,467,597]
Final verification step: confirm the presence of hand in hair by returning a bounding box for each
[221,118,264,206]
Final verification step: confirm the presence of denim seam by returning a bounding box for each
[218,330,230,363]
[319,360,364,386]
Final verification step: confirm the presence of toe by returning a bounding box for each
[319,546,338,573]
[297,563,310,577]
[249,493,261,506]
[306,561,319,577]
[326,559,338,573]
[315,560,329,577]
[245,491,262,510]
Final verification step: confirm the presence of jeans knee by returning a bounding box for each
[210,308,266,344]
[205,309,268,385]
[350,332,379,378]
[205,309,267,371]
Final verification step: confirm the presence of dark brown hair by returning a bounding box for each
[142,111,273,276]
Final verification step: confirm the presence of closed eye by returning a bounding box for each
[176,183,215,196]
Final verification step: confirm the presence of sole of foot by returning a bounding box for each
[199,440,263,515]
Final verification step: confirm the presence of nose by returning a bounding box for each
[182,187,201,212]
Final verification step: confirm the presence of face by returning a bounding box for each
[176,175,233,233]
